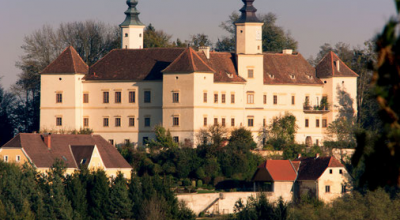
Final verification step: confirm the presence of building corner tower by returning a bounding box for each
[120,0,145,49]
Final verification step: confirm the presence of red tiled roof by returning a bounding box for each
[197,52,246,83]
[41,46,88,74]
[86,48,185,81]
[256,160,297,181]
[1,134,131,169]
[316,51,359,78]
[294,156,344,181]
[263,53,323,85]
[163,47,215,73]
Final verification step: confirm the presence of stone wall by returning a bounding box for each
[177,191,292,215]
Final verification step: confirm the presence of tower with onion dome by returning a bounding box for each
[120,0,145,49]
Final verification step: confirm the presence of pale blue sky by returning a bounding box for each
[0,0,396,88]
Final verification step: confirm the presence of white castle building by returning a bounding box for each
[40,0,358,147]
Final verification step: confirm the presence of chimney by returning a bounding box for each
[199,46,210,59]
[297,153,301,159]
[44,134,51,150]
[282,49,293,55]
[315,153,320,158]
[335,60,340,71]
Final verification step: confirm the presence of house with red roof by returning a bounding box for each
[252,155,351,203]
[39,0,358,147]
[0,133,132,178]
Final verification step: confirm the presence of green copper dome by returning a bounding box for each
[120,0,144,27]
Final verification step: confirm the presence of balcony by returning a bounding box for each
[303,105,330,114]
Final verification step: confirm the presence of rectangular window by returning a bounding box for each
[273,95,278,105]
[329,169,333,174]
[214,118,218,125]
[103,118,109,127]
[263,95,267,104]
[204,117,207,126]
[248,118,254,127]
[103,92,109,103]
[325,185,330,193]
[56,93,62,103]
[173,116,179,126]
[341,185,346,194]
[203,92,207,103]
[173,136,179,143]
[56,117,62,126]
[16,155,21,163]
[322,119,328,128]
[144,91,151,103]
[83,93,89,103]
[316,119,320,128]
[129,91,136,103]
[143,137,149,145]
[214,93,218,103]
[221,94,226,104]
[3,156,8,162]
[292,96,295,105]
[248,69,254,78]
[305,119,309,128]
[221,118,226,127]
[115,118,121,127]
[231,94,235,104]
[145,117,151,127]
[109,139,114,146]
[129,117,135,127]
[83,118,89,127]
[115,92,121,103]
[247,94,254,104]
[231,118,235,127]
[263,118,266,127]
[173,92,179,103]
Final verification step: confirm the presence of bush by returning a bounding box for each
[182,178,191,187]
[196,180,203,188]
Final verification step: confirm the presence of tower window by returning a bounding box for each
[139,33,142,37]
[83,93,89,103]
[173,92,179,103]
[56,93,63,103]
[248,69,254,78]
[203,92,207,103]
[173,116,179,126]
[125,33,128,37]
[247,94,254,104]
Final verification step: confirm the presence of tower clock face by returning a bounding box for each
[256,30,262,40]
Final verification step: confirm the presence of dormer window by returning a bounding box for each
[226,72,233,78]
[290,75,296,79]
[308,75,313,79]
[269,74,274,79]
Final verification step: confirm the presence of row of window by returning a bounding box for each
[56,116,151,127]
[2,155,21,163]
[205,93,303,105]
[305,119,328,128]
[55,91,144,104]
[108,136,180,147]
[325,185,347,194]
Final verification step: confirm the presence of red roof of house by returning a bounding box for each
[1,134,131,169]
[294,156,345,181]
[263,53,323,85]
[41,46,88,74]
[163,47,215,73]
[257,160,297,181]
[316,51,359,78]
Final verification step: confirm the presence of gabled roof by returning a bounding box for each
[316,51,359,78]
[254,160,297,181]
[163,47,215,73]
[1,134,131,169]
[294,156,344,181]
[70,145,95,167]
[41,46,88,74]
[86,48,185,81]
[263,53,323,85]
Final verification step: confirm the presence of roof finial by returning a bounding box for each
[236,0,262,23]
[120,0,144,27]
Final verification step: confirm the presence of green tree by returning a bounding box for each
[0,80,16,146]
[262,113,298,150]
[190,33,212,48]
[109,173,132,219]
[87,170,110,219]
[148,125,178,150]
[144,24,172,48]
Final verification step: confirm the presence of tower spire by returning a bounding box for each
[236,0,261,23]
[120,0,144,27]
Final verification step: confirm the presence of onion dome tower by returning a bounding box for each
[120,0,145,49]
